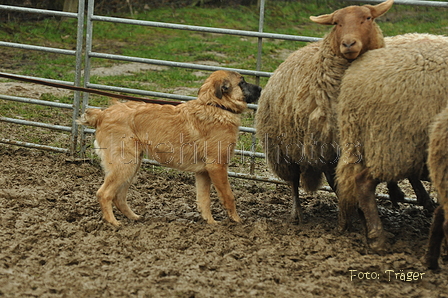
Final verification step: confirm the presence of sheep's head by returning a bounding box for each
[310,0,393,60]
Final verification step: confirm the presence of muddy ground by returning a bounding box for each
[0,145,447,297]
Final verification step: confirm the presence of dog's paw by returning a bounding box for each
[106,219,121,227]
[129,214,141,221]
[206,218,218,224]
[229,213,242,223]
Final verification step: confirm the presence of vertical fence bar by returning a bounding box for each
[79,0,95,157]
[250,0,266,175]
[70,0,86,156]
[255,0,265,86]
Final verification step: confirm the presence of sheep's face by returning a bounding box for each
[331,7,378,60]
[310,0,394,60]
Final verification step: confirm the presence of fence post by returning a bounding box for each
[79,0,96,157]
[250,0,266,175]
[70,0,85,156]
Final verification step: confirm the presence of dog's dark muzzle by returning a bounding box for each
[241,83,262,103]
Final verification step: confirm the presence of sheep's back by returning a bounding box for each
[384,33,446,47]
[337,35,448,181]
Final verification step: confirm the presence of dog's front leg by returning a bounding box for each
[206,164,241,223]
[195,171,216,224]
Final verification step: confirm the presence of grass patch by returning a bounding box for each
[2,2,444,81]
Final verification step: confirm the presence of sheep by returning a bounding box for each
[255,0,396,223]
[424,107,448,270]
[335,33,448,253]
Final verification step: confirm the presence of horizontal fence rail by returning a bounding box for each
[0,94,73,109]
[0,117,72,132]
[87,52,274,78]
[0,41,76,55]
[0,139,70,153]
[0,5,79,17]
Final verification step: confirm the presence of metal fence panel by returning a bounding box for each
[1,0,447,185]
[0,0,85,154]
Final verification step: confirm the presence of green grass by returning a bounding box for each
[0,1,446,156]
[1,2,445,82]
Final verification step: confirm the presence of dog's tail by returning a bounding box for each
[77,108,103,128]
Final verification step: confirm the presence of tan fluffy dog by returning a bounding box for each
[78,70,261,226]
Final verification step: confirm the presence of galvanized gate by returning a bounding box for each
[0,1,85,154]
[1,0,447,184]
[0,0,319,184]
[79,0,319,183]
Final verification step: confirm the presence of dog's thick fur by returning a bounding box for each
[78,70,261,226]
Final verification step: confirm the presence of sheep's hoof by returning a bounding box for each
[421,253,440,271]
[423,201,437,214]
[337,218,349,232]
[367,235,388,255]
[289,206,303,225]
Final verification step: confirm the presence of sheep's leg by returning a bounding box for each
[444,213,448,264]
[355,169,387,254]
[290,177,303,224]
[408,176,435,213]
[423,206,445,270]
[386,181,404,208]
[323,164,337,192]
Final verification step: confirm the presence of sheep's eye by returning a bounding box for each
[367,17,372,20]
[333,22,338,25]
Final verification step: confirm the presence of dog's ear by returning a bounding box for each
[214,79,232,99]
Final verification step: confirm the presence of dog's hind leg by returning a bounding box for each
[96,173,122,227]
[97,163,141,226]
[96,137,142,226]
[113,183,141,222]
[206,164,241,223]
[112,157,142,222]
[195,171,216,224]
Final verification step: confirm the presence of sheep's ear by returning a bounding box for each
[309,13,334,25]
[366,0,393,19]
[214,79,231,99]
